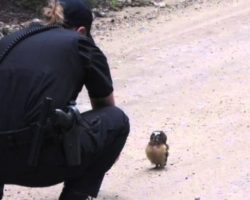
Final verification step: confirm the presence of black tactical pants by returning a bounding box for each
[0,106,130,199]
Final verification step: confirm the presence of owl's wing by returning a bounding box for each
[165,144,169,157]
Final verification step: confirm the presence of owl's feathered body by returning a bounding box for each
[145,131,169,168]
[146,143,169,168]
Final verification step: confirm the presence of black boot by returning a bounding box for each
[59,187,93,200]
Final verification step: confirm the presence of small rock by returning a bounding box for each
[153,1,167,8]
[93,9,107,18]
[2,25,10,35]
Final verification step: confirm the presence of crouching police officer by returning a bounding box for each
[0,0,130,199]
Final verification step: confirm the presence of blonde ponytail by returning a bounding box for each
[43,0,64,25]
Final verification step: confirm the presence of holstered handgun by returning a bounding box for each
[54,102,82,166]
[28,98,82,167]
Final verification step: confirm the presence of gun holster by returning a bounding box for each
[53,103,82,166]
[28,98,83,167]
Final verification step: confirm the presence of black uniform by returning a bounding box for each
[0,24,129,198]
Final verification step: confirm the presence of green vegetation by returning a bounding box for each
[89,0,121,8]
[110,0,120,9]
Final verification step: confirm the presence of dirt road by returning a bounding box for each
[4,0,250,199]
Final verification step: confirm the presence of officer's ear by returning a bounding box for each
[75,26,86,35]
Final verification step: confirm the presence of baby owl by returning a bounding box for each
[145,131,169,168]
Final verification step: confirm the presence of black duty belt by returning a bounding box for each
[0,98,84,167]
[0,124,55,150]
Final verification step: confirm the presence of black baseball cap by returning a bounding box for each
[59,0,93,37]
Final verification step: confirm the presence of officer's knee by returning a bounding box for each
[105,106,130,135]
[122,111,130,137]
[114,106,130,137]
